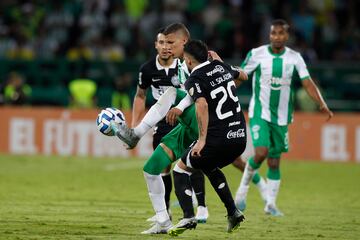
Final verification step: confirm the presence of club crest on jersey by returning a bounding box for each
[206,65,225,76]
[171,75,180,87]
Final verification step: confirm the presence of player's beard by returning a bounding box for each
[160,55,171,62]
[271,42,285,51]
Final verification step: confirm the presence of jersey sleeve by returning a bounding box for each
[295,53,311,80]
[241,50,258,74]
[185,76,206,102]
[138,65,152,89]
[222,62,240,79]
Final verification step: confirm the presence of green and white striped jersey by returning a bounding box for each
[242,45,310,126]
[177,58,190,85]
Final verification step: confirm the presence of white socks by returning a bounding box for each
[266,179,281,206]
[256,177,268,202]
[134,87,177,137]
[143,171,169,223]
[236,162,255,200]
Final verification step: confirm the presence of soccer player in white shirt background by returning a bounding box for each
[235,19,333,216]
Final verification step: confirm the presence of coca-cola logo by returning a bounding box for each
[226,129,245,139]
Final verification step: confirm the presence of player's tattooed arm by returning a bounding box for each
[132,87,147,127]
[192,97,208,156]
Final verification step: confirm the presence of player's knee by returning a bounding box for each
[255,147,268,161]
[158,87,176,105]
[267,157,280,169]
[232,156,245,171]
[162,164,172,174]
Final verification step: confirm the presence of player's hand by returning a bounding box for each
[166,107,183,126]
[208,50,223,62]
[320,104,333,121]
[191,140,205,157]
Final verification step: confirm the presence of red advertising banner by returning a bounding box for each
[0,107,359,163]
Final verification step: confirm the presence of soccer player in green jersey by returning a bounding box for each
[112,23,210,234]
[235,19,333,216]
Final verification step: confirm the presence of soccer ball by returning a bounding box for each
[96,107,125,136]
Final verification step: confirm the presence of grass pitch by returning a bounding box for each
[0,154,359,239]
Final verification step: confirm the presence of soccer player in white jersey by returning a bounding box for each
[235,19,333,216]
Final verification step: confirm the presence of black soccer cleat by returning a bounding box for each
[227,208,245,233]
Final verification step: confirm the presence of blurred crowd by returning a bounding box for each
[0,0,359,62]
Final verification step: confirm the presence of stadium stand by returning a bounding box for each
[0,0,358,110]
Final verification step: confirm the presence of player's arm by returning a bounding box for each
[131,86,147,127]
[230,65,248,87]
[234,49,258,87]
[208,50,248,87]
[301,78,333,121]
[185,77,208,156]
[192,97,208,157]
[295,53,333,121]
[132,66,151,127]
[166,93,194,126]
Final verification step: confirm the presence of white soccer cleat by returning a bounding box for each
[195,206,209,223]
[146,215,157,223]
[235,198,247,212]
[110,120,140,149]
[235,185,249,211]
[264,203,284,217]
[146,210,172,223]
[141,219,172,234]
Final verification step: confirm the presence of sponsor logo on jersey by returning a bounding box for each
[152,78,162,82]
[206,65,225,76]
[195,83,202,93]
[267,77,290,90]
[226,128,245,139]
[228,121,241,127]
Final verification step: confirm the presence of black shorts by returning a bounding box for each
[181,139,247,174]
[152,119,176,150]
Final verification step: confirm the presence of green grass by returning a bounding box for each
[0,154,359,239]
